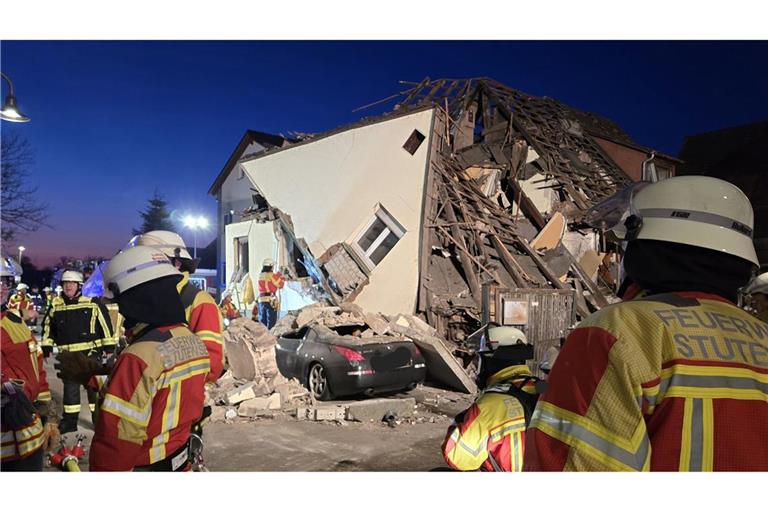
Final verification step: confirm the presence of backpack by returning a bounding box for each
[488,376,546,426]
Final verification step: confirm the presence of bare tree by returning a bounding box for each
[1,131,50,241]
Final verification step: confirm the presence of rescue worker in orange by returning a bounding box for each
[41,270,114,433]
[7,282,34,313]
[57,246,209,471]
[524,176,768,471]
[1,255,59,471]
[128,231,224,383]
[442,326,540,471]
[220,292,240,321]
[256,257,284,329]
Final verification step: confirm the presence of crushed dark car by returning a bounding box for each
[275,323,427,400]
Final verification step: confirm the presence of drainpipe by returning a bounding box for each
[641,151,657,182]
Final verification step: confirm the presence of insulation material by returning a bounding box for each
[530,212,567,250]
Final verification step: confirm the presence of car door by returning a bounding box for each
[276,326,309,378]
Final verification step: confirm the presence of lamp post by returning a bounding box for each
[18,246,25,264]
[183,216,209,259]
[1,73,31,123]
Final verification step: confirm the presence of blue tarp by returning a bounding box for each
[82,262,108,297]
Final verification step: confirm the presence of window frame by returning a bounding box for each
[351,205,405,272]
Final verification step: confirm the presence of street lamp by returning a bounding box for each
[1,73,31,123]
[18,246,25,263]
[183,215,209,259]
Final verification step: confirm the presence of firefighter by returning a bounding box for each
[128,230,224,383]
[220,292,240,322]
[1,255,59,471]
[57,246,209,471]
[41,270,114,433]
[524,176,767,471]
[256,258,284,329]
[442,326,540,472]
[743,272,768,322]
[7,282,34,313]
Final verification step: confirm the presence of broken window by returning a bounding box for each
[235,236,249,274]
[402,129,426,155]
[353,206,405,270]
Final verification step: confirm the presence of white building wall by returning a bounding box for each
[224,220,278,310]
[217,141,270,288]
[241,109,435,316]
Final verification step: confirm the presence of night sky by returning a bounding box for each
[2,40,767,267]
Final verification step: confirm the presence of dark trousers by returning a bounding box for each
[62,379,98,428]
[258,302,277,329]
[1,449,43,472]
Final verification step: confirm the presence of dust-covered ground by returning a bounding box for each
[43,357,469,472]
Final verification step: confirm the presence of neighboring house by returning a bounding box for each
[677,121,768,265]
[208,129,290,289]
[568,109,681,181]
[210,77,673,368]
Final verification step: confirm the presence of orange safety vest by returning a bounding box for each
[89,324,209,471]
[257,271,284,302]
[525,291,768,471]
[443,365,533,471]
[1,310,50,462]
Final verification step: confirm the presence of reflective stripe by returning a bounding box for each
[151,381,181,463]
[16,421,44,441]
[1,431,14,443]
[487,452,503,472]
[531,402,650,471]
[101,394,151,426]
[37,391,52,401]
[156,360,210,388]
[451,429,487,458]
[638,208,753,237]
[659,372,768,400]
[489,418,526,442]
[1,444,17,458]
[702,399,714,471]
[511,431,522,471]
[196,330,223,344]
[689,399,704,471]
[17,434,44,456]
[57,341,99,352]
[88,403,96,412]
[64,404,82,413]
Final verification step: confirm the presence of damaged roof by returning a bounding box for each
[208,129,291,196]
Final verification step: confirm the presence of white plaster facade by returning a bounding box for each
[238,108,436,316]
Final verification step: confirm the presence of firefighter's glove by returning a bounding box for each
[55,352,105,386]
[42,422,60,453]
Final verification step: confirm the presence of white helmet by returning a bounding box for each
[43,287,51,292]
[262,258,275,267]
[103,246,181,298]
[55,286,63,293]
[629,176,758,266]
[745,272,768,296]
[61,270,84,283]
[128,230,192,260]
[16,283,29,291]
[487,326,528,350]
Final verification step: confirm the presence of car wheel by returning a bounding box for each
[308,363,334,401]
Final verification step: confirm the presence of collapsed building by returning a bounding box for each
[209,77,679,377]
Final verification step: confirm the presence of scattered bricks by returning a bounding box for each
[296,405,348,421]
[226,383,257,405]
[210,406,227,423]
[345,398,416,423]
[238,397,272,417]
[363,313,390,335]
[267,393,282,410]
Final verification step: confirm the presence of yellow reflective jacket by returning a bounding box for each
[442,365,534,471]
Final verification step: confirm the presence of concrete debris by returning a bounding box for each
[345,398,416,423]
[238,393,282,417]
[225,383,258,406]
[224,318,280,381]
[388,315,476,395]
[224,408,238,421]
[297,405,347,421]
[296,304,339,329]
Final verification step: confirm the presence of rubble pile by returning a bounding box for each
[210,318,311,422]
[274,303,476,394]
